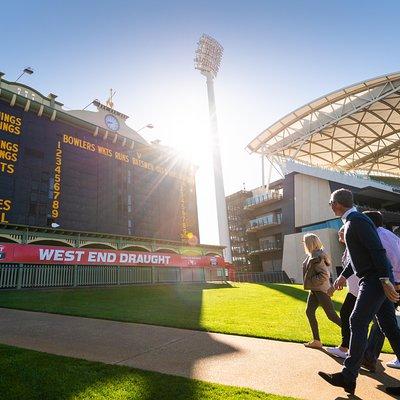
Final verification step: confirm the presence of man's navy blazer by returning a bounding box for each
[342,211,391,280]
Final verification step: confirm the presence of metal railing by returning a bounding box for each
[246,216,282,232]
[244,192,283,209]
[0,264,227,289]
[234,271,291,283]
[248,242,283,254]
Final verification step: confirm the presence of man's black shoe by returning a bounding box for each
[386,386,400,395]
[318,371,356,395]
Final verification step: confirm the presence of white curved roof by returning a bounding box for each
[247,71,400,176]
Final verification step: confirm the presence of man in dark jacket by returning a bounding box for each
[318,188,400,396]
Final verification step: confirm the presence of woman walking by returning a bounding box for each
[326,226,359,358]
[302,233,342,349]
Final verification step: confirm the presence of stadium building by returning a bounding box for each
[229,72,400,282]
[225,189,252,272]
[0,72,227,289]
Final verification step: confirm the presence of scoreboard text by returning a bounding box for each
[0,100,199,241]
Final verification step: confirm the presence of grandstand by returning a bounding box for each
[239,72,400,281]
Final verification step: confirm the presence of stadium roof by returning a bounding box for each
[247,72,400,176]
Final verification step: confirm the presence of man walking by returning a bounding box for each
[362,211,400,372]
[318,189,400,395]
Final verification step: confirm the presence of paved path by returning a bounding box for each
[0,308,399,400]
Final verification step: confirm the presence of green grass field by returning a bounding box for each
[0,283,392,352]
[0,343,299,400]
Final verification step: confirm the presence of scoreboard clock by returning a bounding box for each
[104,114,120,131]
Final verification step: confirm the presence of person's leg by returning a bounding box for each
[364,317,385,365]
[326,292,356,358]
[306,291,320,341]
[364,283,400,368]
[342,277,386,382]
[340,293,357,349]
[385,289,400,368]
[315,291,342,327]
[375,297,400,360]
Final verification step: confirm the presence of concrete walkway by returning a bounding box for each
[0,308,399,400]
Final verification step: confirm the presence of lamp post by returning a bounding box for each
[195,34,232,262]
[137,123,154,133]
[15,67,34,82]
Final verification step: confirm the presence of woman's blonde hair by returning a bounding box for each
[303,233,324,256]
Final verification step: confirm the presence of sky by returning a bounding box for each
[2,0,400,245]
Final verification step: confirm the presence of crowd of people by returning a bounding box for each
[301,188,400,396]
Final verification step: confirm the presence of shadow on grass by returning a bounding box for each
[0,344,246,400]
[0,282,241,400]
[259,283,343,311]
[0,282,237,330]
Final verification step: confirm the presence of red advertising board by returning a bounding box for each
[0,243,226,268]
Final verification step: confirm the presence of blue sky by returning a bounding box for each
[2,0,400,244]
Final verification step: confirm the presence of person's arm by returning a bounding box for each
[351,217,390,279]
[335,249,353,289]
[395,237,400,283]
[310,258,329,286]
[334,259,353,290]
[326,286,335,297]
[379,231,397,283]
[341,262,354,279]
[352,218,399,302]
[379,277,400,302]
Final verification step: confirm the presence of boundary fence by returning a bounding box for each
[0,264,227,289]
[234,271,291,283]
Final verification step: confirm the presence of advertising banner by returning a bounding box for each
[0,243,225,267]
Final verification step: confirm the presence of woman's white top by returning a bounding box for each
[343,250,360,296]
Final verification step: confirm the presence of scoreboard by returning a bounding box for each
[0,99,199,242]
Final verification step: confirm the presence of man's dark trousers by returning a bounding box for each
[343,275,400,381]
[364,317,385,364]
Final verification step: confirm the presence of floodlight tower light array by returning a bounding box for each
[194,34,224,79]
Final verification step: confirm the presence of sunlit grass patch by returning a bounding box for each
[0,283,392,352]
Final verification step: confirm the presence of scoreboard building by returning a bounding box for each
[0,72,226,288]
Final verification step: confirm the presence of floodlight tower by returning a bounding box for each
[195,34,232,262]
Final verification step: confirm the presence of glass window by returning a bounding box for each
[249,211,281,228]
[301,218,342,232]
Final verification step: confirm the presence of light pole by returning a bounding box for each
[137,123,154,133]
[195,34,232,262]
[15,67,34,82]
